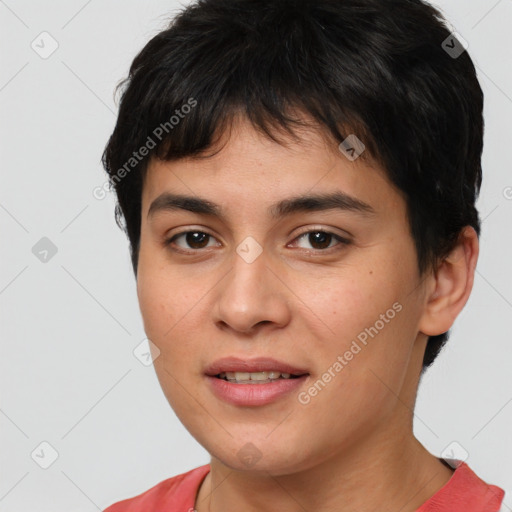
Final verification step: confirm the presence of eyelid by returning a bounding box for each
[292,225,352,242]
[164,227,220,250]
[288,227,352,252]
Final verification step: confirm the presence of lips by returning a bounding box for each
[204,357,309,377]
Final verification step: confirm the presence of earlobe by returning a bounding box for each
[418,226,479,336]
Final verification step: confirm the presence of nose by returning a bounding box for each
[213,243,292,334]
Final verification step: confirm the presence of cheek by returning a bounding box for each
[137,273,167,339]
[137,252,177,346]
[136,258,210,371]
[294,255,417,388]
[137,242,180,327]
[294,262,403,344]
[138,277,189,339]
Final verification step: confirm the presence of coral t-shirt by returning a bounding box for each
[103,460,506,511]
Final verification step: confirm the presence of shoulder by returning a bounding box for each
[103,464,210,512]
[417,460,506,512]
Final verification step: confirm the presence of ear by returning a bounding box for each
[418,226,479,336]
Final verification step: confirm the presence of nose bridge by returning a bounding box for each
[214,237,290,332]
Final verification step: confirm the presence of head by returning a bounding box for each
[102,0,482,473]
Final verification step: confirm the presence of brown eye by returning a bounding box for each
[306,231,333,250]
[291,230,350,252]
[166,231,218,251]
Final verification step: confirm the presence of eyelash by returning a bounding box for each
[164,228,351,254]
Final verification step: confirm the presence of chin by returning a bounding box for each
[201,433,318,476]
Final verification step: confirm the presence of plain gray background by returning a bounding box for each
[0,1,511,510]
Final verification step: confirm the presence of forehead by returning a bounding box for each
[141,116,401,221]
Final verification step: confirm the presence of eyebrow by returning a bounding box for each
[147,191,376,220]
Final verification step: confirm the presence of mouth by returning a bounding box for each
[204,357,310,405]
[214,370,305,384]
[204,356,310,382]
[206,373,309,406]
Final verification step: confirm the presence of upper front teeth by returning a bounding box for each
[219,371,291,381]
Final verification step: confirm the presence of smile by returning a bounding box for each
[217,371,299,383]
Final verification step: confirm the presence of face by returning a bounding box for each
[137,116,430,475]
